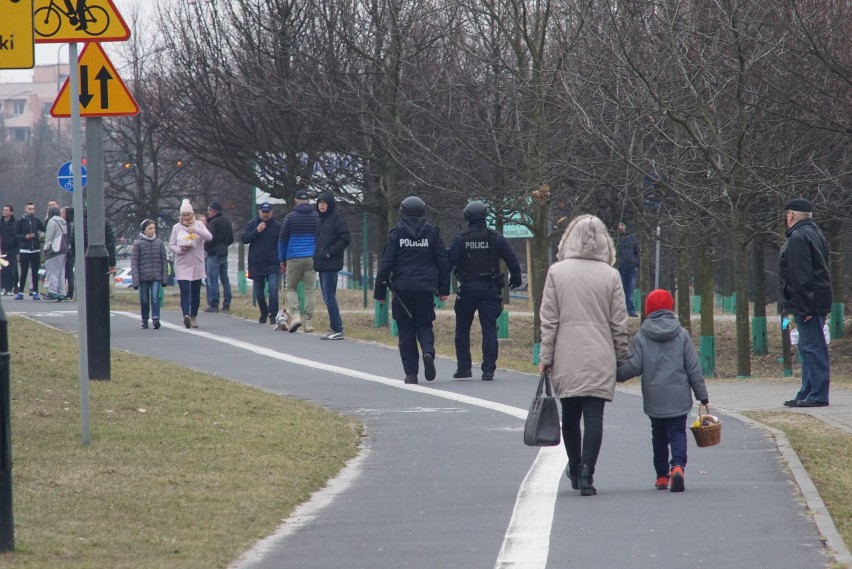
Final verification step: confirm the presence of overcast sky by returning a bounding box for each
[0,0,148,83]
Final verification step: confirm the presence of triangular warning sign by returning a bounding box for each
[51,43,139,118]
[34,0,131,43]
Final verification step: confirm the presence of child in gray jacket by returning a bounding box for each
[617,289,709,492]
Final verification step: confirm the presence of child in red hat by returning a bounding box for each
[617,289,709,492]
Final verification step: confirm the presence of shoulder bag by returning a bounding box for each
[523,372,561,446]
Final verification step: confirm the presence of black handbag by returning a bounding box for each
[523,372,561,446]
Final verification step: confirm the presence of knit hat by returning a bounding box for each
[139,219,154,233]
[208,201,223,213]
[645,289,674,316]
[784,198,812,212]
[180,199,193,214]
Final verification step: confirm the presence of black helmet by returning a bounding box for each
[400,196,426,217]
[463,200,488,222]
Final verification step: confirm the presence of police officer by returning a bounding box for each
[375,196,450,384]
[447,201,522,381]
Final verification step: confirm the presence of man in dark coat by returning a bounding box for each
[14,202,45,300]
[447,200,523,381]
[204,201,235,313]
[779,198,832,408]
[242,202,282,324]
[0,205,18,295]
[374,196,450,383]
[314,192,351,340]
[615,222,640,317]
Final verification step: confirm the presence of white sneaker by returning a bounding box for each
[321,331,344,340]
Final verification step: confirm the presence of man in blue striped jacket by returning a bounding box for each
[278,188,319,333]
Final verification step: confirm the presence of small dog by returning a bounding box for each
[275,309,291,332]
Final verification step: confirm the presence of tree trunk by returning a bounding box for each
[677,222,691,332]
[826,221,845,338]
[751,235,767,354]
[733,211,752,377]
[698,239,715,377]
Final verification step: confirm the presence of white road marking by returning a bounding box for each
[114,311,566,569]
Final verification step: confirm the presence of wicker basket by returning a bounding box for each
[690,406,722,448]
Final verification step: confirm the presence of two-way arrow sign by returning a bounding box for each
[50,43,138,117]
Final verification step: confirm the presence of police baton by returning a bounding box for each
[388,281,413,319]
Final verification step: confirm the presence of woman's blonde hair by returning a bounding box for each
[556,214,616,266]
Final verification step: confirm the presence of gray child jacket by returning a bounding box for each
[617,310,708,419]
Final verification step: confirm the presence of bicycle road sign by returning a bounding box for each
[57,161,87,193]
[0,0,35,70]
[51,42,139,117]
[34,0,130,43]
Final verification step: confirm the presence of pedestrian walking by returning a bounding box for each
[538,214,629,496]
[0,205,18,295]
[42,206,68,301]
[447,200,522,380]
[314,191,351,340]
[169,199,212,329]
[616,289,710,493]
[242,202,282,325]
[779,197,832,408]
[204,201,234,313]
[15,202,45,300]
[66,207,118,301]
[615,222,639,317]
[131,219,170,330]
[278,187,319,333]
[374,196,450,384]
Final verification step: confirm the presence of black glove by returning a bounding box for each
[509,274,522,289]
[700,399,709,406]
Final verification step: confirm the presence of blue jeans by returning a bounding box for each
[178,279,202,317]
[318,271,343,333]
[650,415,688,477]
[138,280,162,321]
[795,313,830,403]
[205,255,232,309]
[619,266,637,314]
[253,271,280,319]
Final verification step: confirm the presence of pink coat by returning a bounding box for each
[169,220,212,281]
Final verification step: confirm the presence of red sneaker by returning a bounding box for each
[655,475,669,490]
[670,466,685,492]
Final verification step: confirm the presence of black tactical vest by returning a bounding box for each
[458,228,496,282]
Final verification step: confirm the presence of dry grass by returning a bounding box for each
[3,317,361,569]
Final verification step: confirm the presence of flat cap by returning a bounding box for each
[784,198,812,212]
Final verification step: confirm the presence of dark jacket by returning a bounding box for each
[204,212,234,258]
[130,234,169,283]
[278,204,318,261]
[69,214,117,266]
[241,216,282,277]
[617,310,708,419]
[15,214,45,252]
[447,220,522,290]
[779,218,832,315]
[616,232,640,271]
[0,215,16,254]
[374,216,450,299]
[313,192,351,272]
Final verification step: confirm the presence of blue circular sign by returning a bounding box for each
[57,161,88,193]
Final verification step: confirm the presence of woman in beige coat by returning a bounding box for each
[538,214,629,495]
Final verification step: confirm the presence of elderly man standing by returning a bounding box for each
[779,198,832,408]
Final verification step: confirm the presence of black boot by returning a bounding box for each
[579,465,596,496]
[566,464,579,490]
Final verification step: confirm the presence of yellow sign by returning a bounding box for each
[0,0,35,69]
[34,0,130,43]
[50,42,139,117]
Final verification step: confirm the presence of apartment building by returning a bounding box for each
[0,63,70,143]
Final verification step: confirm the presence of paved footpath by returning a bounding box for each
[9,303,852,568]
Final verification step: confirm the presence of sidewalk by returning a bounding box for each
[618,380,852,434]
